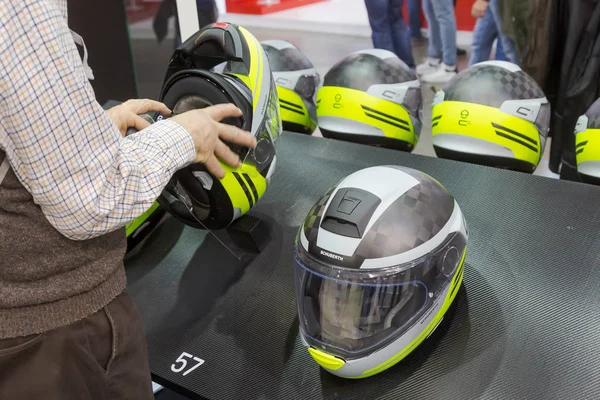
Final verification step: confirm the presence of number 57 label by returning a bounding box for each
[171,352,205,376]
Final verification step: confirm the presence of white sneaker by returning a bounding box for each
[416,57,441,76]
[421,63,457,83]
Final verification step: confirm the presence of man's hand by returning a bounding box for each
[471,0,488,18]
[107,99,172,137]
[170,104,256,179]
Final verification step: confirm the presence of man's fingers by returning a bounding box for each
[130,113,152,132]
[215,141,241,168]
[204,155,225,180]
[217,123,256,147]
[204,103,243,122]
[124,99,171,116]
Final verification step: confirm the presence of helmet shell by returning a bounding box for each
[317,50,423,152]
[432,61,550,173]
[295,166,468,378]
[156,23,282,229]
[262,40,320,135]
[575,97,600,185]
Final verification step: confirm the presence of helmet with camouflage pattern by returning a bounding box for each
[294,165,468,378]
[431,61,550,173]
[316,50,423,152]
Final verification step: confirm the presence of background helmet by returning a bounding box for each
[126,202,165,253]
[317,49,422,152]
[432,61,550,173]
[295,166,468,378]
[261,40,320,135]
[156,23,282,230]
[575,97,600,185]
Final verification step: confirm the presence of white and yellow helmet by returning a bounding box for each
[294,166,467,378]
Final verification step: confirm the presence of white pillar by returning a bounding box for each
[175,0,200,42]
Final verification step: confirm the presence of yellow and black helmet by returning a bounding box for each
[432,61,550,173]
[261,40,320,135]
[575,98,600,185]
[156,23,282,230]
[126,202,165,252]
[317,49,422,152]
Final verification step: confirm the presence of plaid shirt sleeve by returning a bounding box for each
[0,0,196,240]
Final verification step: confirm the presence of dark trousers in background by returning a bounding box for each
[365,0,416,69]
[407,0,422,38]
[0,292,154,400]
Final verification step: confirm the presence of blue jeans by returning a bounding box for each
[422,0,457,66]
[407,0,422,38]
[365,0,416,68]
[469,0,519,66]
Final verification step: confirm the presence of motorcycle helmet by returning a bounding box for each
[155,23,282,230]
[316,49,422,152]
[261,40,320,135]
[295,166,468,379]
[126,202,165,252]
[575,98,600,185]
[431,61,550,173]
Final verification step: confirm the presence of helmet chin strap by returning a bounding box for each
[170,181,243,260]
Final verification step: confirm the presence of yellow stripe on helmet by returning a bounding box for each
[348,248,467,379]
[575,129,600,165]
[220,163,267,214]
[432,101,543,167]
[277,87,313,127]
[237,26,263,109]
[317,86,417,145]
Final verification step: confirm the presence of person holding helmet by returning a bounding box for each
[0,1,256,399]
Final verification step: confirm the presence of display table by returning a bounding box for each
[125,132,600,399]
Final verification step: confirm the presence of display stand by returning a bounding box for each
[225,214,271,254]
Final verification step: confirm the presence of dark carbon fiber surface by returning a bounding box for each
[443,65,545,108]
[126,132,600,400]
[324,53,416,92]
[262,44,314,72]
[354,173,455,259]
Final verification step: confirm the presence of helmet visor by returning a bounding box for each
[239,76,282,177]
[294,231,466,359]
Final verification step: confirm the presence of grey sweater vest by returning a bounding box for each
[0,150,127,339]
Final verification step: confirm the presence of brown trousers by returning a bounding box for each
[0,292,154,400]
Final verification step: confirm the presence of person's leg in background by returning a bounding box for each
[364,0,395,54]
[417,0,443,75]
[407,0,423,39]
[488,0,520,64]
[469,5,499,66]
[421,0,457,83]
[389,0,416,68]
[494,38,507,60]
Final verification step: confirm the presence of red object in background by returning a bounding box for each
[403,0,476,32]
[226,0,325,15]
[125,1,159,24]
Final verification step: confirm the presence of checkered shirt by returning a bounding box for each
[0,0,196,240]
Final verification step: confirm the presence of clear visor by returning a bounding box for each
[232,76,282,177]
[294,231,466,359]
